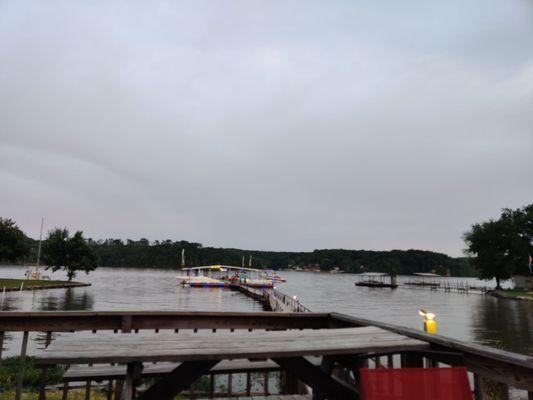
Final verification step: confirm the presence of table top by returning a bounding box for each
[35,326,429,365]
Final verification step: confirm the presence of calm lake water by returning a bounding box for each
[1,266,532,356]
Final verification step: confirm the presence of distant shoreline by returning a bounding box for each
[0,278,91,292]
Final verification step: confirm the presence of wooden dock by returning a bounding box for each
[229,284,311,312]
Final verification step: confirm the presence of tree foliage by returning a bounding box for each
[42,228,97,281]
[464,204,532,288]
[81,238,474,276]
[0,217,29,262]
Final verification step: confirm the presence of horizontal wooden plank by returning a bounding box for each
[36,327,428,365]
[0,311,330,332]
[63,359,289,381]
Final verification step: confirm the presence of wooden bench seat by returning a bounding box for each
[63,359,285,382]
[196,396,312,400]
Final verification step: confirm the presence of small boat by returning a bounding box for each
[404,272,441,287]
[355,272,398,289]
[177,265,286,288]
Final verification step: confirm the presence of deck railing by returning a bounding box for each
[0,311,531,399]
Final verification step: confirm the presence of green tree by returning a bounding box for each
[464,219,515,289]
[0,218,29,262]
[464,203,533,288]
[43,228,97,281]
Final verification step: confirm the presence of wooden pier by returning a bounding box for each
[229,284,311,313]
[0,310,531,400]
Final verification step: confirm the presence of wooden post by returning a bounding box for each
[15,331,29,400]
[85,381,91,400]
[497,382,509,400]
[38,367,48,400]
[0,331,5,367]
[387,354,393,368]
[61,382,69,400]
[264,372,269,395]
[209,374,215,397]
[473,374,484,400]
[246,372,251,396]
[228,373,232,394]
[114,380,123,400]
[38,331,53,400]
[122,362,142,400]
[107,381,113,400]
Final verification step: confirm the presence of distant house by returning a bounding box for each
[513,275,533,290]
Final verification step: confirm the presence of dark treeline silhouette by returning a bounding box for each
[72,238,475,276]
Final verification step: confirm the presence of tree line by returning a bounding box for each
[4,202,532,282]
[85,238,475,276]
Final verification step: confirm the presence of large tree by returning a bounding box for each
[43,228,97,281]
[0,217,29,263]
[464,204,533,288]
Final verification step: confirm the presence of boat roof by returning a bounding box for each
[182,265,264,273]
[359,272,389,276]
[413,272,441,277]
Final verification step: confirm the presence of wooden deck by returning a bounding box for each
[1,311,532,400]
[35,326,428,364]
[36,326,427,399]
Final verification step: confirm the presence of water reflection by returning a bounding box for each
[38,289,94,311]
[471,297,533,354]
[0,266,531,356]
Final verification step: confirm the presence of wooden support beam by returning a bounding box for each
[137,360,219,400]
[107,380,113,400]
[85,381,91,400]
[273,356,359,400]
[473,374,484,400]
[121,362,142,400]
[0,331,4,367]
[61,382,68,400]
[15,331,29,400]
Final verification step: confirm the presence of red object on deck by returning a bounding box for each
[359,367,472,400]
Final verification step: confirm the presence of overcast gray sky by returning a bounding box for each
[1,0,532,256]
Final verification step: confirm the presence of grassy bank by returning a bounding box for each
[0,279,90,291]
[491,289,533,301]
[0,390,107,400]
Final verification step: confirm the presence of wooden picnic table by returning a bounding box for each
[35,326,429,400]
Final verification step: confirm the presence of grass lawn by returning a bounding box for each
[0,278,86,290]
[0,390,107,400]
[502,290,533,299]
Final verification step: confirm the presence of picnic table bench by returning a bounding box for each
[35,326,429,400]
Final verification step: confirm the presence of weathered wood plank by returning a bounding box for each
[15,331,29,400]
[0,311,330,332]
[63,359,283,381]
[273,357,359,400]
[136,360,219,400]
[35,327,428,365]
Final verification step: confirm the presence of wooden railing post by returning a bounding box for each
[0,331,4,367]
[497,382,509,400]
[15,331,29,400]
[473,374,484,400]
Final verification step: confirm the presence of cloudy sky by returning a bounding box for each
[1,0,532,256]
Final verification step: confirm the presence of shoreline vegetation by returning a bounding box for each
[0,278,90,292]
[70,241,477,277]
[490,289,533,302]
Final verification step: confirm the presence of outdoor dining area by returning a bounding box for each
[0,310,532,399]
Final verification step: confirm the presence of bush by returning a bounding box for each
[0,357,64,391]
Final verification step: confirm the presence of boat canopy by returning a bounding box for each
[359,272,389,277]
[182,265,266,273]
[413,272,441,277]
